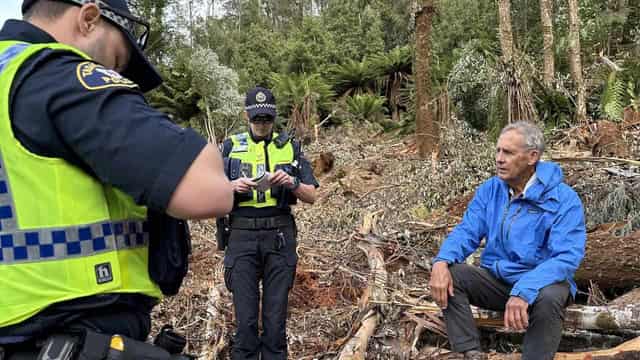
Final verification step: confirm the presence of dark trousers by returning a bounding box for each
[444,264,569,360]
[224,225,298,360]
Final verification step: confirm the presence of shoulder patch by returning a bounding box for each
[76,62,138,90]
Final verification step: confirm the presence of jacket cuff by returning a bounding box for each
[432,257,454,265]
[509,287,537,304]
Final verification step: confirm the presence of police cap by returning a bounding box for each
[22,0,162,92]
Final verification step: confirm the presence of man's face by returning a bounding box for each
[495,129,539,183]
[249,114,275,138]
[86,20,131,73]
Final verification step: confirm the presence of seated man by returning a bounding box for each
[429,121,586,360]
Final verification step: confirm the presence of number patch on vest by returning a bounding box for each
[95,262,113,284]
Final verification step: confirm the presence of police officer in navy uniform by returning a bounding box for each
[220,86,318,360]
[0,0,233,355]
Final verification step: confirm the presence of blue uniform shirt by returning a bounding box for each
[0,20,207,212]
[0,20,206,342]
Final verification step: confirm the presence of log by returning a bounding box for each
[555,336,640,359]
[405,301,640,331]
[338,212,388,360]
[415,337,640,359]
[575,228,640,289]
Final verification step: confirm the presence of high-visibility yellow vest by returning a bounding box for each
[0,41,161,328]
[227,132,294,208]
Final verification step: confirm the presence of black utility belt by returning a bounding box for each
[229,215,294,230]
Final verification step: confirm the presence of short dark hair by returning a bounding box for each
[24,0,73,21]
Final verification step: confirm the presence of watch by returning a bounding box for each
[289,176,301,191]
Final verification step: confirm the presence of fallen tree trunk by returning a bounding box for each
[415,336,640,359]
[574,228,640,289]
[555,336,640,359]
[338,211,388,360]
[405,301,640,331]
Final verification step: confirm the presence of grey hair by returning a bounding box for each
[500,121,545,154]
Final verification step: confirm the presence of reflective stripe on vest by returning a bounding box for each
[228,132,294,208]
[0,41,161,327]
[0,43,28,75]
[0,43,148,264]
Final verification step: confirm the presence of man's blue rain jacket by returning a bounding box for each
[434,161,586,304]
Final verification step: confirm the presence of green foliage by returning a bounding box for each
[431,0,499,84]
[322,0,385,61]
[600,71,626,121]
[271,72,334,118]
[448,43,498,130]
[142,0,640,139]
[487,85,508,140]
[147,47,200,126]
[345,94,387,122]
[279,18,335,75]
[370,46,412,86]
[374,0,412,51]
[533,81,575,128]
[328,59,380,97]
[190,47,243,114]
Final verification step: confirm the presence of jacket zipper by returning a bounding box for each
[264,142,271,172]
[499,202,510,242]
[506,206,523,242]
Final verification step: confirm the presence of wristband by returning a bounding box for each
[289,176,301,191]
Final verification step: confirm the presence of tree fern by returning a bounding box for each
[600,71,626,121]
[345,94,386,122]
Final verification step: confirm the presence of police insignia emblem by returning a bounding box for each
[76,62,138,90]
[255,91,267,103]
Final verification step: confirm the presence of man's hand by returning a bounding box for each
[231,177,257,193]
[269,170,295,188]
[504,296,529,331]
[429,261,455,309]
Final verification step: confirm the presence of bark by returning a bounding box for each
[415,0,438,159]
[497,0,515,63]
[564,304,640,332]
[575,229,640,289]
[338,212,387,360]
[539,0,555,87]
[421,336,640,359]
[199,283,230,359]
[567,0,587,123]
[409,301,640,331]
[556,336,640,359]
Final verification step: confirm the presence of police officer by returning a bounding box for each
[0,0,233,354]
[220,86,318,359]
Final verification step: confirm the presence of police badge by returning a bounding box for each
[255,91,267,103]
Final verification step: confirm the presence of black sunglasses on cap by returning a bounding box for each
[250,115,275,123]
[59,0,150,50]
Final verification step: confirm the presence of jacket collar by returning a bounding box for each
[0,20,57,43]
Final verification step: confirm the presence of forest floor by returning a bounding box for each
[152,117,640,359]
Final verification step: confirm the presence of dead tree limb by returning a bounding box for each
[199,282,230,360]
[338,212,388,360]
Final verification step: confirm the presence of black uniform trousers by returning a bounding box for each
[224,223,298,360]
[443,264,570,360]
